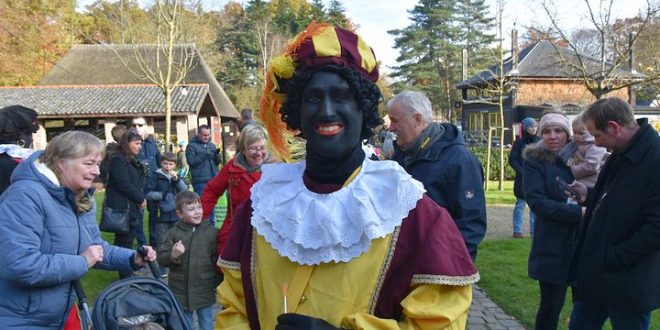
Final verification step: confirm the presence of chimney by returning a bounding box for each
[511,25,519,75]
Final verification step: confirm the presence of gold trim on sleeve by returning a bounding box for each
[251,228,259,309]
[217,258,240,270]
[412,272,481,286]
[368,226,401,314]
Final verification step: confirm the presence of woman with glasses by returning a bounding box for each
[201,124,271,257]
[105,128,151,279]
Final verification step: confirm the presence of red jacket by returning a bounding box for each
[201,157,261,255]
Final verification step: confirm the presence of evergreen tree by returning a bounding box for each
[310,0,325,22]
[215,2,259,95]
[389,0,460,120]
[455,0,496,73]
[327,0,351,30]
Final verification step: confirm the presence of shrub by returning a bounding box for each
[469,146,515,181]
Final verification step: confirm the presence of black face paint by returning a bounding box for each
[20,131,33,148]
[300,71,362,158]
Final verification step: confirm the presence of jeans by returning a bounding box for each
[147,200,159,246]
[569,301,651,330]
[114,214,141,279]
[183,305,214,330]
[535,281,568,330]
[193,182,214,225]
[133,209,147,246]
[513,198,536,234]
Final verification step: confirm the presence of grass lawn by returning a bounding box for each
[484,180,516,205]
[477,238,660,329]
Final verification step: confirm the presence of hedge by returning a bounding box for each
[468,146,516,181]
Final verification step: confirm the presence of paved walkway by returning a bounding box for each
[465,205,529,329]
[468,285,526,329]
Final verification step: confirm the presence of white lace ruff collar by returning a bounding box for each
[250,158,425,265]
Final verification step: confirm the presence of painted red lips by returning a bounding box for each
[315,122,344,136]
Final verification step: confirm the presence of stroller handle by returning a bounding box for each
[73,279,94,330]
[137,246,163,280]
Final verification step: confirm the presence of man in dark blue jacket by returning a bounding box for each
[132,116,161,246]
[186,125,220,225]
[568,97,660,329]
[388,91,487,261]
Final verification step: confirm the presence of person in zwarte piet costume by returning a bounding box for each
[214,22,479,329]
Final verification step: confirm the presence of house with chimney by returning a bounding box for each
[0,44,239,155]
[456,37,650,145]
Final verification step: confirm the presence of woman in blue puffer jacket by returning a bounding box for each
[0,131,156,329]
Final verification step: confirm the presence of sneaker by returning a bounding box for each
[513,233,524,238]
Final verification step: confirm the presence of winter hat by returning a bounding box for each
[521,117,537,130]
[260,22,379,160]
[539,112,572,136]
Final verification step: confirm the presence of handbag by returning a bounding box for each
[99,202,130,234]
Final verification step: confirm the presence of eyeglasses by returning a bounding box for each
[132,123,146,128]
[247,146,266,153]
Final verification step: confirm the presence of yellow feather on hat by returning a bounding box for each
[259,22,330,162]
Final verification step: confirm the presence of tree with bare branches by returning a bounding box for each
[541,0,660,100]
[109,0,198,151]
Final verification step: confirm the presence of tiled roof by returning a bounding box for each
[457,40,644,88]
[0,84,208,118]
[38,44,238,118]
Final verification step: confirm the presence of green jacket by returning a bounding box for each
[157,220,219,310]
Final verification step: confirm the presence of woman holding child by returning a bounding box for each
[522,110,583,330]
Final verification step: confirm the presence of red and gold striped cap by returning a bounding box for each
[260,22,379,161]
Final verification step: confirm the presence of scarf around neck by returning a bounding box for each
[235,152,262,173]
[401,122,445,156]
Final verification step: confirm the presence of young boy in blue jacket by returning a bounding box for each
[145,152,188,276]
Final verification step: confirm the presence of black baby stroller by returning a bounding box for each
[91,276,192,329]
[75,249,192,330]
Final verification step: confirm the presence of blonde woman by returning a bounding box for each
[0,131,155,328]
[201,124,270,256]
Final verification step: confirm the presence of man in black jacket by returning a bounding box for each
[186,125,220,225]
[568,97,660,329]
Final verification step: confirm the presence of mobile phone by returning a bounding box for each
[556,176,575,194]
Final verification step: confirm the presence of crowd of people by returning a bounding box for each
[0,21,658,330]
